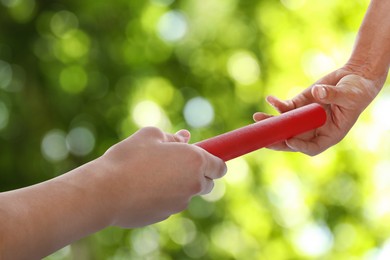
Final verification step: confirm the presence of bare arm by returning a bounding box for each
[347,0,390,80]
[0,127,227,259]
[0,162,113,259]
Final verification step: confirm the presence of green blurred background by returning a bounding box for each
[1,0,390,259]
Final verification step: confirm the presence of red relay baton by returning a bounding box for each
[195,103,327,161]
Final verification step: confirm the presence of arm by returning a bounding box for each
[347,0,390,80]
[254,0,390,155]
[0,127,226,259]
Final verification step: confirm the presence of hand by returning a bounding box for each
[253,66,386,156]
[0,127,226,259]
[95,127,227,228]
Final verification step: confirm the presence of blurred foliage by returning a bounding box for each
[2,0,390,259]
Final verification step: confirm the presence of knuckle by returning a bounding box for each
[139,126,164,138]
[189,148,207,169]
[140,126,160,134]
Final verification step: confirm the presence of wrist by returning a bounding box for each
[345,55,389,81]
[70,159,117,228]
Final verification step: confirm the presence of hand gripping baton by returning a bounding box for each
[195,103,327,161]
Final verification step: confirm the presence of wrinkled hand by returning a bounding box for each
[253,67,385,156]
[96,127,227,228]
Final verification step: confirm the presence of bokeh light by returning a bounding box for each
[168,217,197,245]
[41,130,68,162]
[55,29,90,61]
[3,0,388,259]
[225,157,250,184]
[130,226,160,256]
[227,50,261,85]
[157,10,188,43]
[187,197,215,219]
[211,221,255,258]
[2,0,36,22]
[66,126,95,156]
[150,0,175,6]
[201,180,226,202]
[333,222,358,252]
[373,239,390,260]
[280,0,306,10]
[5,65,25,92]
[59,65,88,94]
[1,0,18,7]
[0,60,12,89]
[0,101,9,130]
[366,160,390,222]
[292,222,334,257]
[50,10,79,38]
[302,50,336,80]
[138,77,176,107]
[267,173,310,228]
[372,92,390,131]
[183,97,214,128]
[183,233,209,258]
[132,100,171,129]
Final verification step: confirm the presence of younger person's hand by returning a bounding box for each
[0,127,227,259]
[95,127,227,228]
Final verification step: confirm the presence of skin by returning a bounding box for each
[0,127,227,259]
[2,0,389,258]
[254,0,390,156]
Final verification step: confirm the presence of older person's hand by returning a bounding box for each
[254,67,386,155]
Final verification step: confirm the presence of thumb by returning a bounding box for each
[311,84,343,105]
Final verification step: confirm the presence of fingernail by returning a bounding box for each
[253,113,260,121]
[176,129,191,141]
[316,85,327,99]
[266,96,275,105]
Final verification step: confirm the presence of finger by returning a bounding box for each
[252,111,297,151]
[137,127,191,143]
[266,141,295,152]
[312,81,365,107]
[163,133,183,143]
[290,87,318,107]
[175,129,191,143]
[253,112,273,122]
[266,96,294,113]
[286,137,326,156]
[163,129,191,143]
[202,152,227,180]
[267,89,316,113]
[311,84,338,105]
[312,79,371,110]
[199,178,214,195]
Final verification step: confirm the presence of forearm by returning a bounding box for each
[0,128,225,259]
[347,0,390,80]
[0,160,112,259]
